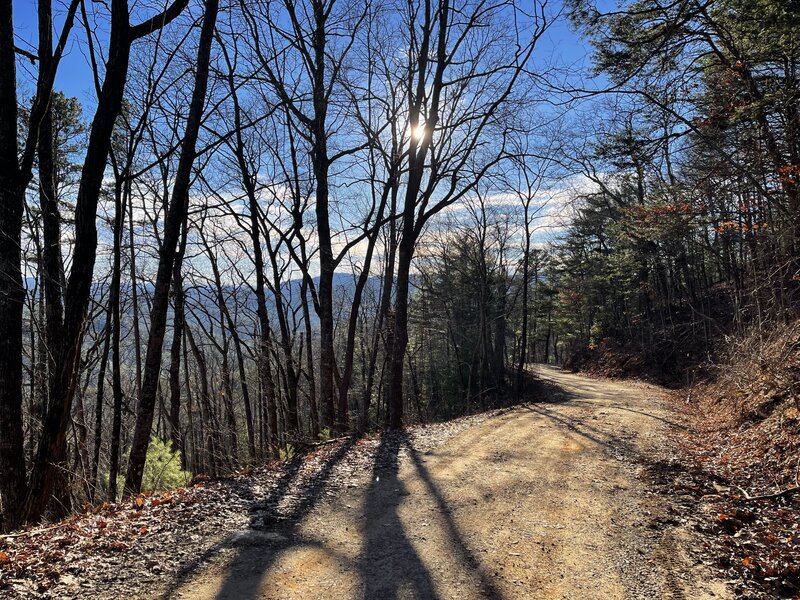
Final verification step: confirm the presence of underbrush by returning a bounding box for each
[107,437,192,502]
[564,337,692,387]
[708,320,799,419]
[689,320,800,489]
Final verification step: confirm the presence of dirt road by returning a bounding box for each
[168,366,728,600]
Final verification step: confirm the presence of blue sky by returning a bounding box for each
[14,0,99,103]
[14,0,601,282]
[13,0,597,112]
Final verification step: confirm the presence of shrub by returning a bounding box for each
[279,443,295,460]
[107,437,192,501]
[140,436,192,493]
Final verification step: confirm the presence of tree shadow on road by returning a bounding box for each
[525,369,652,466]
[528,369,721,496]
[357,430,506,600]
[528,372,583,406]
[357,431,440,599]
[403,434,506,599]
[160,439,356,600]
[163,428,513,599]
[528,367,683,457]
[162,429,496,600]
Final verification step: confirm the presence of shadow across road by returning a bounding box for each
[160,440,356,600]
[164,426,509,599]
[357,430,505,600]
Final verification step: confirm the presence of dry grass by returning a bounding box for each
[685,320,800,492]
[705,320,800,425]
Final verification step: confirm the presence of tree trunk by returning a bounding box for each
[339,164,394,431]
[91,304,112,502]
[108,179,126,502]
[167,222,187,456]
[124,0,218,496]
[362,190,398,433]
[301,278,320,438]
[0,176,27,530]
[186,325,219,477]
[316,168,337,432]
[387,234,415,429]
[24,1,133,524]
[515,219,531,397]
[0,0,81,529]
[0,0,32,533]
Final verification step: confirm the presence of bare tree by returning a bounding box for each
[385,0,548,428]
[125,0,219,497]
[0,0,81,531]
[238,0,368,434]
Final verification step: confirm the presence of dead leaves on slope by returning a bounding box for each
[0,486,225,598]
[665,390,800,599]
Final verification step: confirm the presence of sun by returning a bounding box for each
[411,123,426,141]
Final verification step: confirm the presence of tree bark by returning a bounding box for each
[0,0,79,529]
[167,221,187,456]
[0,0,33,533]
[108,179,127,502]
[124,0,218,496]
[24,4,132,522]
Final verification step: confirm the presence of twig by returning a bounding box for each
[14,46,38,63]
[2,523,64,540]
[735,484,800,502]
[287,436,351,450]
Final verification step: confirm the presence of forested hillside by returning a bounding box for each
[548,0,800,383]
[0,0,798,597]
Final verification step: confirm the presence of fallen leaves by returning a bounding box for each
[150,494,173,507]
[666,379,800,599]
[0,484,242,599]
